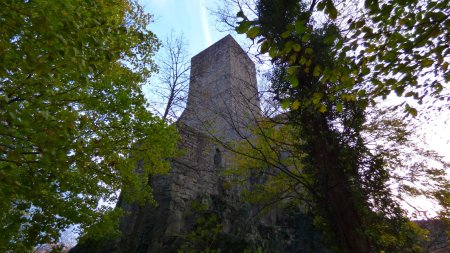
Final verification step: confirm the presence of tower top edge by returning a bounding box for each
[191,35,254,66]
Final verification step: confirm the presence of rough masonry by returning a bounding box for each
[70,35,450,253]
[70,35,315,253]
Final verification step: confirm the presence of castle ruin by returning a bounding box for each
[70,35,338,253]
[70,34,449,253]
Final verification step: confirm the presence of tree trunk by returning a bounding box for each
[309,115,372,253]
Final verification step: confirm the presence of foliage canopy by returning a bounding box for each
[0,0,177,251]
[235,0,449,115]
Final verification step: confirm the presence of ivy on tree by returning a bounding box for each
[225,0,449,252]
[0,0,177,251]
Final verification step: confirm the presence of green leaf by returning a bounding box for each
[306,59,312,67]
[281,99,291,109]
[355,20,365,29]
[357,89,366,97]
[312,92,323,104]
[405,104,418,117]
[317,1,326,11]
[420,59,433,68]
[300,57,306,65]
[442,62,449,71]
[291,100,300,110]
[236,20,251,34]
[404,91,416,97]
[336,102,343,112]
[281,30,291,39]
[318,104,327,112]
[301,33,310,42]
[394,86,405,96]
[361,67,370,76]
[269,46,278,58]
[295,20,307,33]
[289,53,297,64]
[260,40,270,54]
[287,66,299,75]
[247,26,261,39]
[340,74,350,82]
[324,35,336,44]
[284,41,294,53]
[313,65,322,76]
[327,3,338,20]
[288,75,299,87]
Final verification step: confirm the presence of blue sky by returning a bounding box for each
[140,0,246,118]
[141,0,230,57]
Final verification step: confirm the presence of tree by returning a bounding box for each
[233,0,449,115]
[0,0,178,251]
[340,0,450,112]
[213,0,449,252]
[151,32,190,122]
[230,105,449,252]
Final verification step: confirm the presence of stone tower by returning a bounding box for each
[156,35,263,242]
[179,35,261,142]
[70,35,268,253]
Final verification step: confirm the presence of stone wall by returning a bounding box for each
[69,35,447,253]
[179,35,261,142]
[70,35,269,253]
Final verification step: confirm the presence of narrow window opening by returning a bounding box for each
[214,148,222,168]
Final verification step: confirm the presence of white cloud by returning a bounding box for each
[200,0,212,47]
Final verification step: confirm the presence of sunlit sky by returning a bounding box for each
[140,0,449,216]
[142,0,227,57]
